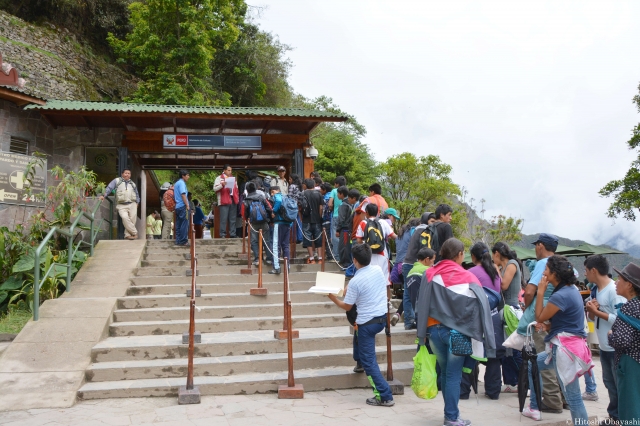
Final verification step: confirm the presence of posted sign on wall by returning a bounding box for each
[0,152,47,206]
[163,135,261,150]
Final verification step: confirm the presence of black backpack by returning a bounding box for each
[299,191,311,218]
[364,219,385,254]
[417,223,440,254]
[249,200,267,224]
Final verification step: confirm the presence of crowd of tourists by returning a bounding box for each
[101,166,640,426]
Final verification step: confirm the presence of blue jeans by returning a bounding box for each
[584,368,597,393]
[331,216,340,257]
[249,222,273,263]
[356,320,393,402]
[174,206,188,245]
[428,324,466,421]
[271,223,290,270]
[600,350,619,420]
[529,346,589,424]
[402,263,416,327]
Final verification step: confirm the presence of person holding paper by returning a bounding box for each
[213,164,239,238]
[328,243,394,407]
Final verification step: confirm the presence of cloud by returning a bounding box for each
[257,0,640,245]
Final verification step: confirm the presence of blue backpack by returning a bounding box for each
[249,200,267,224]
[280,194,298,223]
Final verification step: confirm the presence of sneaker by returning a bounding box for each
[521,406,541,421]
[252,261,259,266]
[501,384,518,393]
[390,313,400,326]
[353,362,364,373]
[582,391,599,401]
[365,397,394,407]
[484,393,499,400]
[265,260,272,265]
[268,268,281,275]
[404,323,417,330]
[306,258,316,264]
[443,418,471,426]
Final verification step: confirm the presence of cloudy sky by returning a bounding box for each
[257,1,640,247]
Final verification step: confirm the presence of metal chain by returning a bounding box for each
[321,229,353,271]
[246,221,280,260]
[294,219,323,242]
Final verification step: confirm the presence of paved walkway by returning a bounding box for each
[0,362,611,426]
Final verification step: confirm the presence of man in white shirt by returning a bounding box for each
[585,255,626,424]
[328,243,394,407]
[355,203,396,283]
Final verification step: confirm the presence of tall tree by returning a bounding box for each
[108,0,246,105]
[600,82,640,220]
[296,96,376,192]
[379,152,461,224]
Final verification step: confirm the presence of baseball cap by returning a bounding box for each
[160,182,171,190]
[531,233,559,250]
[384,208,401,220]
[277,166,286,172]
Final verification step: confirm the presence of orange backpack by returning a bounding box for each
[163,189,176,212]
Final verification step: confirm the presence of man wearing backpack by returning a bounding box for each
[243,182,273,267]
[301,178,324,263]
[173,170,190,246]
[100,169,140,240]
[268,186,290,275]
[159,182,174,239]
[355,203,396,283]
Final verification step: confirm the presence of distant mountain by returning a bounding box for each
[515,234,638,279]
[604,234,640,259]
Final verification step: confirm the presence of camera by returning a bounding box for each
[306,146,318,160]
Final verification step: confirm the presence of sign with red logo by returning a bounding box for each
[163,134,261,150]
[176,135,188,146]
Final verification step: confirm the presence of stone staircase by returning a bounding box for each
[77,238,416,399]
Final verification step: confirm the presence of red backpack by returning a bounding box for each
[163,189,176,212]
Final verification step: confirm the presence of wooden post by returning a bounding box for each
[386,286,404,395]
[321,229,326,272]
[241,221,253,275]
[250,229,268,296]
[278,257,304,399]
[242,219,246,254]
[178,211,201,404]
[274,257,299,340]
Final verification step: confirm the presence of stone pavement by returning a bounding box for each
[0,360,612,426]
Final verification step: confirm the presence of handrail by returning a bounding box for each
[32,197,114,321]
[183,209,200,401]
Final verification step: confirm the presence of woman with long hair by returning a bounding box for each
[492,241,524,394]
[417,238,496,426]
[524,255,589,423]
[464,242,503,400]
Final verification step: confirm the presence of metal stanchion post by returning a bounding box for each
[250,229,268,296]
[386,286,404,394]
[241,219,246,255]
[179,211,201,404]
[277,257,304,399]
[274,257,299,340]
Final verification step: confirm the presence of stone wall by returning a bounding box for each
[0,10,137,101]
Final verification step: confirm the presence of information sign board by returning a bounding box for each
[0,152,47,206]
[163,135,261,149]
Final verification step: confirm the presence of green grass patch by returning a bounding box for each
[0,309,31,335]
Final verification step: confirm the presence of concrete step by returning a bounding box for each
[134,263,342,276]
[77,362,414,399]
[109,313,347,336]
[113,301,341,321]
[91,326,417,362]
[140,259,247,267]
[117,291,328,309]
[129,272,321,286]
[145,245,244,255]
[85,345,416,382]
[126,280,318,296]
[143,252,242,261]
[146,239,243,246]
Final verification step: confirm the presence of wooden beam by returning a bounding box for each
[40,113,57,129]
[217,119,226,135]
[138,158,292,168]
[79,115,93,129]
[0,87,46,107]
[173,117,177,133]
[262,121,273,134]
[118,115,129,130]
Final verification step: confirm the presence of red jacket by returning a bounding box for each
[214,174,239,205]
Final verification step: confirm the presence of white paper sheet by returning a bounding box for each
[308,272,345,296]
[225,176,236,195]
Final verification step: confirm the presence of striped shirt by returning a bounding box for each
[344,264,388,325]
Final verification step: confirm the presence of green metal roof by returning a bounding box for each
[24,99,348,119]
